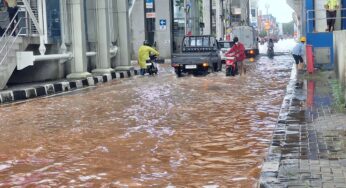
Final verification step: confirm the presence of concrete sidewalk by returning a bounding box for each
[260,68,346,187]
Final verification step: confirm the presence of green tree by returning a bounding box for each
[259,30,267,37]
[282,21,294,35]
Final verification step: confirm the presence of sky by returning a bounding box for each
[257,0,294,23]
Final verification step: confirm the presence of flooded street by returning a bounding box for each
[0,40,295,187]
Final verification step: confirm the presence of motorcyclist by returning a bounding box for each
[138,40,160,75]
[267,38,274,56]
[268,38,274,49]
[225,37,246,75]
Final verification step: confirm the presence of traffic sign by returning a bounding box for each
[159,19,167,30]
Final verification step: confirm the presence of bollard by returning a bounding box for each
[306,45,314,74]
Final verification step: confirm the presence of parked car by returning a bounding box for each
[218,41,234,64]
[171,35,222,76]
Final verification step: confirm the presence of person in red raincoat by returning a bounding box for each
[225,37,246,75]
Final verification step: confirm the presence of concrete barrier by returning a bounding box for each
[334,31,346,84]
[0,70,139,104]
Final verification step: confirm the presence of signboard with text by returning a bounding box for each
[146,12,156,18]
[146,0,153,8]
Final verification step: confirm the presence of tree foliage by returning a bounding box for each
[282,21,294,35]
[259,30,267,37]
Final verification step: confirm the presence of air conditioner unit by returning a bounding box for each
[231,7,242,15]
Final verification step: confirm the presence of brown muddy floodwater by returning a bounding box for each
[0,56,292,187]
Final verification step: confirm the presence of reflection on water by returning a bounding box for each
[0,56,292,187]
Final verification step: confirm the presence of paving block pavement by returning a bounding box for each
[260,69,346,188]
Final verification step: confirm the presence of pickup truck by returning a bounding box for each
[171,35,222,76]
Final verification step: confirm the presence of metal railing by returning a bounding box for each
[307,8,346,33]
[19,0,40,36]
[0,13,28,67]
[0,0,43,68]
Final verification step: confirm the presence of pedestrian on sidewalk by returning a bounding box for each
[292,37,306,71]
[325,0,340,32]
[4,0,18,36]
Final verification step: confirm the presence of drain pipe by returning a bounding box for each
[22,0,46,55]
[33,51,97,62]
[37,0,46,55]
[34,53,72,62]
[128,0,137,16]
[59,0,67,55]
[31,48,113,62]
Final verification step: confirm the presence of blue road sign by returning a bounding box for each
[159,19,166,26]
[159,19,167,30]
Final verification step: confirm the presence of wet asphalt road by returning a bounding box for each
[0,40,295,187]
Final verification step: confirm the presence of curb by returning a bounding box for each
[0,69,139,104]
[259,68,307,187]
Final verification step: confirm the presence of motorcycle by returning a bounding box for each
[225,53,239,77]
[146,54,158,75]
[267,47,274,58]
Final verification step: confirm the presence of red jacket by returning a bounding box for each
[226,42,246,62]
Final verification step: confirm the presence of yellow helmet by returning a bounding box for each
[300,36,306,42]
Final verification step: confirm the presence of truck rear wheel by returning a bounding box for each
[212,63,219,72]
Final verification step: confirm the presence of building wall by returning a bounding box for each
[130,0,218,58]
[8,0,130,84]
[130,0,146,60]
[154,0,172,59]
[249,0,258,28]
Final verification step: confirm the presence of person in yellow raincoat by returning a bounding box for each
[138,41,160,75]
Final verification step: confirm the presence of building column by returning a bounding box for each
[154,0,172,58]
[202,0,211,35]
[215,0,223,39]
[115,0,132,71]
[67,0,91,79]
[190,0,200,35]
[92,0,114,74]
